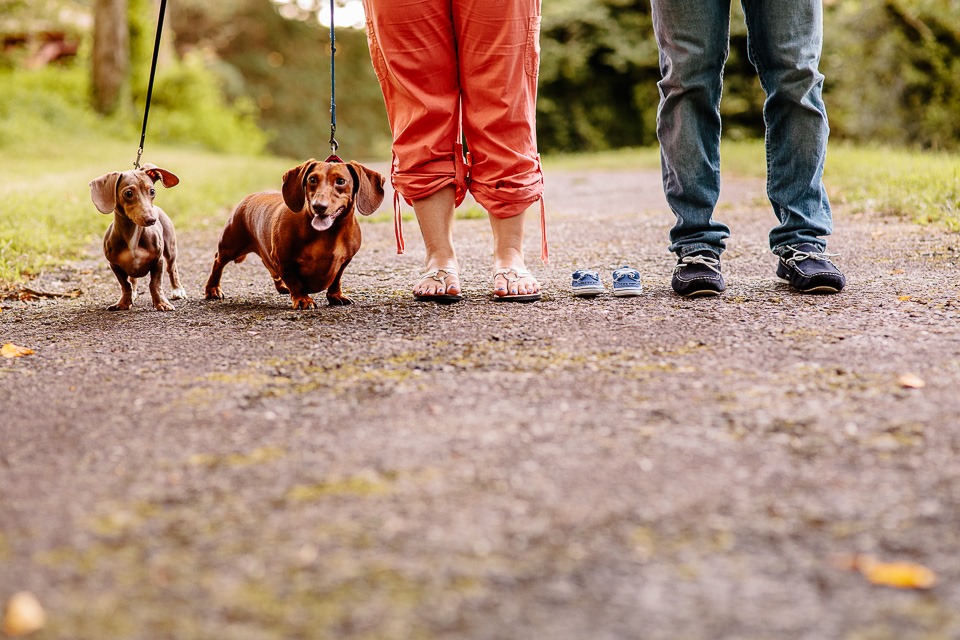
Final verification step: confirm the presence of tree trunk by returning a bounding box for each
[92,0,129,115]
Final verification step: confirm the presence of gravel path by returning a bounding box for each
[2,166,959,640]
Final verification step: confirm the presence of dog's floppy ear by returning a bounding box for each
[140,163,180,188]
[281,159,318,212]
[89,172,121,214]
[346,162,386,216]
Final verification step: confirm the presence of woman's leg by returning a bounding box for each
[490,205,540,297]
[454,0,544,295]
[363,0,465,297]
[411,186,461,296]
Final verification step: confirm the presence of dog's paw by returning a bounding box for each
[107,300,132,311]
[327,295,353,306]
[204,286,224,300]
[154,299,175,311]
[169,287,187,300]
[291,295,317,310]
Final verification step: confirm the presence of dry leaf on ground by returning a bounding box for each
[0,286,83,302]
[848,555,937,590]
[1,343,34,359]
[2,591,46,636]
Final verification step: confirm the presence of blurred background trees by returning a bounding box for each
[1,0,958,158]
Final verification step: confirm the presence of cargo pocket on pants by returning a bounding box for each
[365,20,389,83]
[524,15,542,79]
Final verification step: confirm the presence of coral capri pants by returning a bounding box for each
[362,0,546,257]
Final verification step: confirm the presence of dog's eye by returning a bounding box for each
[335,177,347,186]
[123,190,134,199]
[308,176,318,185]
[149,188,156,197]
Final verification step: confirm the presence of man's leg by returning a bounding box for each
[740,0,832,253]
[741,0,845,293]
[651,0,732,258]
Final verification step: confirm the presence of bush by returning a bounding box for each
[0,65,121,151]
[0,54,267,156]
[145,52,268,155]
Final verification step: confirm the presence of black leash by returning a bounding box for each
[134,0,167,169]
[326,0,342,162]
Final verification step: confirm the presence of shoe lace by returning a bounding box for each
[677,254,721,274]
[573,271,599,283]
[785,247,840,267]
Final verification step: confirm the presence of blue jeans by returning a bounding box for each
[651,0,833,258]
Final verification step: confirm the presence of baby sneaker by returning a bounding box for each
[612,266,643,297]
[571,270,605,297]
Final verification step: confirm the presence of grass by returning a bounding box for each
[0,137,294,284]
[2,137,958,286]
[547,141,960,231]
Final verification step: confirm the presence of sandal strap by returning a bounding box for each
[492,268,534,283]
[418,268,458,285]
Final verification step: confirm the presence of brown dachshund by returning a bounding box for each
[204,159,385,309]
[89,164,185,311]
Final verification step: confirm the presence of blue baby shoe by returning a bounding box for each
[612,266,643,297]
[571,270,605,297]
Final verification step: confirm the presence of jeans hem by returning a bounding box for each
[672,242,724,258]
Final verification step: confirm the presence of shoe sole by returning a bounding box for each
[797,285,842,294]
[682,289,722,298]
[573,286,605,297]
[613,289,643,297]
[414,294,463,304]
[493,293,541,303]
[777,276,842,294]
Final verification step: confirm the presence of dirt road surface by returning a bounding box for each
[2,166,959,639]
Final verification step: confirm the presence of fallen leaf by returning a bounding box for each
[898,373,926,389]
[853,555,936,590]
[0,286,83,302]
[3,591,46,636]
[1,343,34,359]
[897,295,912,301]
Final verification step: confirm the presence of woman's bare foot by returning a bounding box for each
[489,206,541,299]
[414,268,462,302]
[411,187,462,301]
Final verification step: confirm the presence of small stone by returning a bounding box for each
[898,373,926,389]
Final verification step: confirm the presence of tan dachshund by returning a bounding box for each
[89,164,185,311]
[204,159,385,309]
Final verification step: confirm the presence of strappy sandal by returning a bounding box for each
[492,268,541,303]
[413,268,463,304]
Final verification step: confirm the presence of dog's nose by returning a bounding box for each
[312,202,330,216]
[142,217,158,226]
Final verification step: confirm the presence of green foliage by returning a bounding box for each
[823,0,960,151]
[536,0,766,152]
[538,0,659,152]
[170,0,392,160]
[0,56,266,157]
[146,53,268,155]
[537,0,960,153]
[0,65,124,150]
